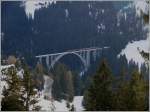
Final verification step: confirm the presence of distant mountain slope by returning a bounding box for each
[1,1,148,74]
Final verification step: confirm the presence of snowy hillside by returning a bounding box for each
[118,39,149,69]
[0,65,84,111]
[37,93,84,111]
[118,0,149,68]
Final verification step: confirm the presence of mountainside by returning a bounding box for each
[1,1,149,111]
[1,1,148,74]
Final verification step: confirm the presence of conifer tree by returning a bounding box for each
[33,62,45,90]
[113,68,130,110]
[21,64,40,111]
[83,59,113,111]
[127,70,147,110]
[52,63,67,100]
[52,63,74,102]
[72,71,82,96]
[114,68,148,111]
[66,71,74,102]
[1,66,25,111]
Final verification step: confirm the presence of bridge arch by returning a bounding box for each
[50,52,87,69]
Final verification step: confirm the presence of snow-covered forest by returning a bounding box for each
[1,0,149,111]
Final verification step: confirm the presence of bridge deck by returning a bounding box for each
[36,46,109,58]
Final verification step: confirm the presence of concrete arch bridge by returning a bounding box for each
[35,47,109,71]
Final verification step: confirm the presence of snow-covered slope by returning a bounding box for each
[134,0,149,16]
[37,92,68,111]
[39,74,84,111]
[118,39,149,69]
[37,93,84,111]
[0,65,84,111]
[72,96,84,111]
[118,0,149,69]
[22,0,56,19]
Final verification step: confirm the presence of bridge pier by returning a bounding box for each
[46,56,50,69]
